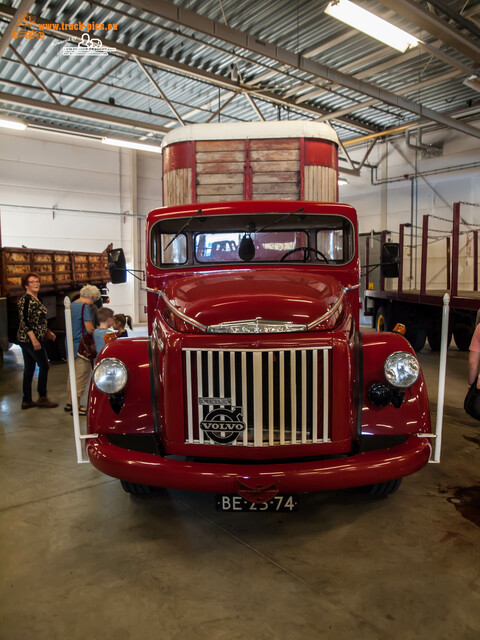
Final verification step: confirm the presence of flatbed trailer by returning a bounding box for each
[364,202,480,351]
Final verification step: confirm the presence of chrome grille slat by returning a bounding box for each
[183,348,331,447]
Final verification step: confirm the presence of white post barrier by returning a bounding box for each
[64,297,89,463]
[432,292,450,463]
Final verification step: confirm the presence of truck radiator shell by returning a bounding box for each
[183,347,331,447]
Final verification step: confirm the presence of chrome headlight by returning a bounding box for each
[93,358,128,394]
[384,351,420,388]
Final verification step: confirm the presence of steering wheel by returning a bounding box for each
[280,246,330,263]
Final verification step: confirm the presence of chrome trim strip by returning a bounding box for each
[323,349,330,442]
[307,289,345,330]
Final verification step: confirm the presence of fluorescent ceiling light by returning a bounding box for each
[338,177,348,185]
[325,0,419,53]
[0,117,27,130]
[102,137,162,153]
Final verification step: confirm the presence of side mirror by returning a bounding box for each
[381,243,400,278]
[107,248,127,284]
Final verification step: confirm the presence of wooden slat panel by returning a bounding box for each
[197,184,244,196]
[250,139,299,150]
[196,150,246,163]
[252,183,299,196]
[252,172,299,184]
[197,173,244,185]
[196,140,245,152]
[196,162,245,174]
[250,149,300,162]
[304,165,337,202]
[253,193,297,201]
[163,168,192,206]
[251,161,299,173]
[197,194,244,202]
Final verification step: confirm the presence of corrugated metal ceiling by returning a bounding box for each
[0,0,479,149]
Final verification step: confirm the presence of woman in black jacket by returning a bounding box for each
[17,272,58,409]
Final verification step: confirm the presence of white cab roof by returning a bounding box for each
[162,120,339,148]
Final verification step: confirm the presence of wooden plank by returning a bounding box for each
[197,194,244,202]
[196,162,245,174]
[196,140,245,152]
[253,193,297,201]
[196,150,246,163]
[250,149,300,162]
[197,173,244,185]
[252,183,300,196]
[251,160,299,173]
[304,165,336,202]
[252,172,299,184]
[250,139,299,151]
[164,168,192,206]
[197,184,244,196]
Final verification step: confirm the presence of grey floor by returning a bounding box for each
[1,330,480,640]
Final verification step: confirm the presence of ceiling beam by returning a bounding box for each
[120,0,480,140]
[0,92,171,134]
[375,0,480,63]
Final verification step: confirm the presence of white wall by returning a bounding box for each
[0,129,163,322]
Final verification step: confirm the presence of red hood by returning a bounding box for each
[162,269,345,330]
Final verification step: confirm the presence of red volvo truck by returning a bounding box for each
[85,121,432,510]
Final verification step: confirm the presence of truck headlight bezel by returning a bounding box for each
[383,351,420,388]
[93,358,128,394]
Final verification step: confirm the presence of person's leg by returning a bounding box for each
[33,343,58,407]
[35,343,50,398]
[19,342,36,405]
[76,357,92,402]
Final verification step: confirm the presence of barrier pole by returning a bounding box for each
[64,297,88,463]
[432,292,450,463]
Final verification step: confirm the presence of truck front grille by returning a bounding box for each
[183,348,331,447]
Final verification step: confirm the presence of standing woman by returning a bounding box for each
[65,284,101,415]
[17,272,58,409]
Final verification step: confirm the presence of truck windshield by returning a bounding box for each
[150,213,354,267]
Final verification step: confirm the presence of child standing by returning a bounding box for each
[113,313,133,337]
[93,307,115,362]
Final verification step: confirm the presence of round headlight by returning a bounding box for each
[384,351,420,388]
[93,358,128,394]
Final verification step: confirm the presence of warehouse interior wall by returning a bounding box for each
[0,129,163,322]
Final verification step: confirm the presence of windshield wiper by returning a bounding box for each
[257,207,304,233]
[164,208,203,250]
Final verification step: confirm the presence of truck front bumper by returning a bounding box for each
[86,435,432,494]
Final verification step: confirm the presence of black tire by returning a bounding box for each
[405,327,427,353]
[375,306,388,332]
[120,480,156,496]
[362,478,402,497]
[427,326,452,352]
[453,324,474,352]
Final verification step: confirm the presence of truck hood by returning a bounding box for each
[162,269,345,330]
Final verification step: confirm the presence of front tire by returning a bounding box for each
[120,480,156,496]
[361,478,402,497]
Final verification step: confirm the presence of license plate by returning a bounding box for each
[215,494,299,512]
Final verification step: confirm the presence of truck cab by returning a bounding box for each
[86,199,431,505]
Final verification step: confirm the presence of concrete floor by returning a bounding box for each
[1,332,480,640]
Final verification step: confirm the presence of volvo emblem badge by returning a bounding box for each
[200,407,246,444]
